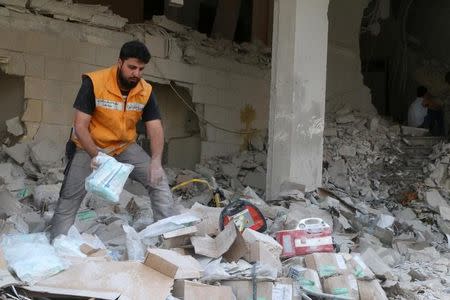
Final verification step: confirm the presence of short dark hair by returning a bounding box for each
[119,41,151,64]
[417,85,428,97]
[445,71,450,84]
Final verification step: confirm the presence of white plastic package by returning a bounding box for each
[1,233,68,284]
[123,224,146,262]
[85,152,134,203]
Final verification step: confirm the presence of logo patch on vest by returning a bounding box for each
[126,102,145,112]
[95,99,124,111]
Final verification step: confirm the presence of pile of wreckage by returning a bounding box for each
[0,110,449,299]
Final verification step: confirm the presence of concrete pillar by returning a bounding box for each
[266,0,329,198]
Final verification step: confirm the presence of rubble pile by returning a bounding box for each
[0,111,449,299]
[322,108,411,207]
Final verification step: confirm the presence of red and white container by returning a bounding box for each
[276,218,333,258]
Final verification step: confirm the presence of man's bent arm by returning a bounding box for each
[145,119,164,165]
[74,109,98,158]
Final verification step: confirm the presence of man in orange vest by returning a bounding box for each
[50,41,177,239]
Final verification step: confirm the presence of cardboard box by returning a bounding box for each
[242,228,283,257]
[189,202,222,236]
[163,225,198,239]
[244,241,282,274]
[144,248,203,279]
[323,275,359,300]
[222,279,294,300]
[346,254,375,280]
[191,222,237,258]
[304,253,347,278]
[288,267,322,294]
[173,280,234,300]
[358,279,388,300]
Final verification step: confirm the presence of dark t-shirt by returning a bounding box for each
[73,76,161,122]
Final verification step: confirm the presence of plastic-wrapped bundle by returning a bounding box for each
[85,152,134,203]
[1,233,68,284]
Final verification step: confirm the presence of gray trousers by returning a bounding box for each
[50,143,176,239]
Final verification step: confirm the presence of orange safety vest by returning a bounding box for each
[72,65,152,155]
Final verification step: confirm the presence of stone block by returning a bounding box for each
[25,77,62,102]
[425,190,449,212]
[24,30,63,58]
[24,54,45,77]
[200,141,239,161]
[61,81,81,105]
[94,45,118,67]
[0,27,26,51]
[3,142,29,164]
[242,170,266,190]
[148,57,200,84]
[62,39,97,64]
[30,139,65,170]
[42,101,73,126]
[34,123,71,148]
[45,58,80,83]
[22,99,42,122]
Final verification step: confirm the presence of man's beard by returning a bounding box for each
[118,67,139,90]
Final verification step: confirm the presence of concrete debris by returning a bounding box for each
[0,112,448,298]
[5,116,23,136]
[30,139,64,170]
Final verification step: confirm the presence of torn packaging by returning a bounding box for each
[304,253,347,278]
[144,248,203,279]
[191,222,237,258]
[173,280,234,300]
[323,275,359,300]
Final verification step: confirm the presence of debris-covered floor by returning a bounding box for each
[0,109,449,299]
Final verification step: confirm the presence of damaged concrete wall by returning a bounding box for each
[0,0,376,163]
[0,3,269,164]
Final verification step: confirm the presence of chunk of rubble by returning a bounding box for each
[3,142,28,164]
[30,139,64,170]
[5,116,23,136]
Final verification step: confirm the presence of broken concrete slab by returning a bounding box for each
[30,139,64,170]
[361,248,396,280]
[439,205,450,221]
[0,190,23,217]
[33,184,61,208]
[3,142,29,164]
[5,116,23,136]
[241,170,266,190]
[425,190,449,212]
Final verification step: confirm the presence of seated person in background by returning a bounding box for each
[408,86,428,127]
[422,91,445,136]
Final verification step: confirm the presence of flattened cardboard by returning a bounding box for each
[163,225,198,239]
[358,279,388,300]
[191,222,237,258]
[189,202,222,236]
[144,248,203,279]
[35,261,174,300]
[173,280,234,300]
[323,275,359,300]
[22,286,120,299]
[244,241,282,274]
[223,229,248,262]
[221,280,274,300]
[304,253,347,278]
